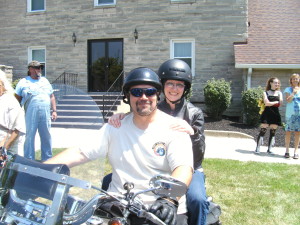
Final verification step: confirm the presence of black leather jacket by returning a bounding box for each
[158,98,205,169]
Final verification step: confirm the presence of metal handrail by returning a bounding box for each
[102,70,124,119]
[52,72,78,101]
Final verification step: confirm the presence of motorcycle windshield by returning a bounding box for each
[0,84,115,224]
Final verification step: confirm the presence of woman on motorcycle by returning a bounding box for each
[108,59,209,225]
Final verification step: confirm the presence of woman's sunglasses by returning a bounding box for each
[129,88,158,97]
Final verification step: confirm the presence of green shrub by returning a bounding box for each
[11,78,21,89]
[241,87,264,126]
[186,85,192,102]
[204,78,232,120]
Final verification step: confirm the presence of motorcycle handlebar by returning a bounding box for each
[137,210,166,225]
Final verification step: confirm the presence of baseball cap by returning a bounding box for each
[28,61,44,69]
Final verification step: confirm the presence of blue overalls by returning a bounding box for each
[16,77,53,161]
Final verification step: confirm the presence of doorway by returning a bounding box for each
[88,39,123,92]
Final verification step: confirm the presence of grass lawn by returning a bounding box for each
[36,150,300,224]
[203,159,300,225]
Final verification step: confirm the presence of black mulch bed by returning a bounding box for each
[204,115,289,148]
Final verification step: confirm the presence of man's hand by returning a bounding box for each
[51,111,57,121]
[149,197,178,225]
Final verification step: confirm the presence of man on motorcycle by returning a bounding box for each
[45,67,194,225]
[109,59,209,225]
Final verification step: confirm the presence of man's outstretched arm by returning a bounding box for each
[44,147,90,168]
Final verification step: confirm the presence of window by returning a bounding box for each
[27,0,45,12]
[94,0,116,7]
[170,39,195,76]
[28,47,46,76]
[170,0,196,3]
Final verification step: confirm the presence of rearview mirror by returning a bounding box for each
[149,174,187,198]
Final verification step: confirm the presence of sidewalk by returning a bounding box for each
[205,130,300,165]
[36,128,300,165]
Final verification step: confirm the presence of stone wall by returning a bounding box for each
[0,0,248,116]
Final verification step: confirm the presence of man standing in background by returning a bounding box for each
[15,61,57,161]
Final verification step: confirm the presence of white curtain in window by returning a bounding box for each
[31,49,45,76]
[98,0,114,4]
[174,43,192,57]
[32,49,45,62]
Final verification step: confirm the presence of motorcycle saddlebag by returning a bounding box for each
[207,199,222,225]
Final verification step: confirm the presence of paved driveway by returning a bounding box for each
[205,130,300,165]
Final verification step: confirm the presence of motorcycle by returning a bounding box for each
[0,84,189,225]
[0,152,187,225]
[0,84,221,225]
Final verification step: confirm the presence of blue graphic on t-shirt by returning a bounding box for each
[156,147,165,156]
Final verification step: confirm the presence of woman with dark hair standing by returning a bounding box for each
[255,77,283,154]
[283,73,300,159]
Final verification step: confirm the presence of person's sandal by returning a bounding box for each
[293,154,299,159]
[284,153,290,158]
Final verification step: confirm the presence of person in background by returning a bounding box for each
[0,70,25,156]
[283,73,300,159]
[15,61,57,161]
[108,59,208,225]
[46,67,194,225]
[255,77,283,154]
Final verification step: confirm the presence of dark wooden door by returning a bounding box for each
[88,39,123,92]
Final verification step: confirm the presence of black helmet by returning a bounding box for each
[123,67,162,94]
[122,67,162,104]
[158,59,192,90]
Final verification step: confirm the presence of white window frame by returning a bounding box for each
[27,0,46,13]
[28,47,46,76]
[94,0,116,7]
[170,39,195,76]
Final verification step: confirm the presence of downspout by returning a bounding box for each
[247,67,252,90]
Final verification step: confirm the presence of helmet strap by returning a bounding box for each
[123,94,130,104]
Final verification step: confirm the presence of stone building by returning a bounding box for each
[234,0,300,117]
[0,0,299,117]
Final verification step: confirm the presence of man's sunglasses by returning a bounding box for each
[129,88,158,97]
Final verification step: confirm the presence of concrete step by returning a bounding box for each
[55,115,103,123]
[51,121,103,129]
[54,109,102,116]
[52,92,121,128]
[58,100,120,105]
[56,104,117,111]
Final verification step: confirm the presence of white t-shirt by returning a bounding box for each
[81,110,193,214]
[0,93,26,155]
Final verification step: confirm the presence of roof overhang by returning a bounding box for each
[235,64,300,69]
